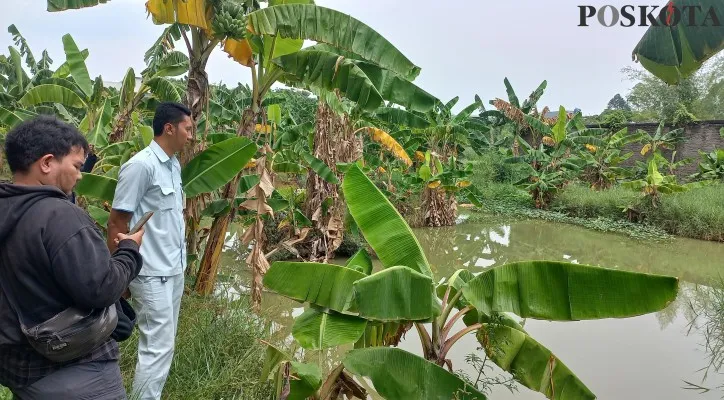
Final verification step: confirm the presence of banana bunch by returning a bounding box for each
[211,2,247,40]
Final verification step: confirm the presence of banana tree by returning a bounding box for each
[689,149,724,182]
[369,96,491,227]
[194,2,438,304]
[577,127,646,190]
[489,77,548,156]
[632,0,724,85]
[621,158,699,206]
[261,163,680,399]
[0,28,106,135]
[508,107,603,208]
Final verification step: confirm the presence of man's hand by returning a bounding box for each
[115,226,145,247]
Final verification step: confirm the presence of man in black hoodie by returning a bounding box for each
[0,115,145,399]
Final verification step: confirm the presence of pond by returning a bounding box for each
[220,216,724,399]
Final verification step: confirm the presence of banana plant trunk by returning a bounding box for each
[182,56,212,276]
[194,108,259,295]
[303,101,357,261]
[422,186,457,227]
[108,108,133,144]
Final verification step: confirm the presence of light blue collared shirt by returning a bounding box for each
[112,140,186,276]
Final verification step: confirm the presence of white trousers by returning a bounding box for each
[127,274,184,400]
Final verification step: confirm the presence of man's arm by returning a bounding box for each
[108,160,152,252]
[107,209,132,253]
[51,221,145,309]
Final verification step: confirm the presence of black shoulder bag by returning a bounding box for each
[0,272,118,363]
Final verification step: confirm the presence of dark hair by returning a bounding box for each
[4,115,89,174]
[153,102,192,136]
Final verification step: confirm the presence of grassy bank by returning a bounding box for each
[120,292,273,400]
[462,151,724,242]
[552,184,724,242]
[462,152,671,241]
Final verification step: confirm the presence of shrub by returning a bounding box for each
[551,184,639,219]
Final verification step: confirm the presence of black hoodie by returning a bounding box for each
[0,183,143,388]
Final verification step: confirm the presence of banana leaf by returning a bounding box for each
[374,107,430,129]
[61,34,93,98]
[273,50,384,112]
[0,106,24,128]
[118,68,137,110]
[247,4,420,80]
[74,173,117,202]
[478,324,595,400]
[353,266,437,322]
[87,205,110,228]
[345,248,373,275]
[181,137,257,197]
[292,308,367,350]
[632,0,724,84]
[342,164,432,277]
[300,151,338,184]
[86,98,113,148]
[47,0,110,12]
[343,348,487,399]
[147,77,183,103]
[462,261,679,321]
[354,61,437,112]
[19,84,86,109]
[437,269,475,310]
[263,261,365,312]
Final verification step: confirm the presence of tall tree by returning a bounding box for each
[606,93,631,111]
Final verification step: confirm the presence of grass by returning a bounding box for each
[120,291,273,400]
[464,150,724,243]
[461,153,671,241]
[684,280,724,395]
[639,184,724,242]
[549,183,724,242]
[550,184,639,219]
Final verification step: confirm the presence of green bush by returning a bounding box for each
[639,184,724,242]
[551,184,639,219]
[672,103,697,126]
[466,150,528,185]
[551,183,724,242]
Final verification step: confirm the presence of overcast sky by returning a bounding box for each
[0,0,671,115]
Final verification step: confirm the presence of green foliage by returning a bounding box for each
[638,183,724,242]
[551,184,639,219]
[548,183,724,242]
[467,201,672,242]
[598,109,630,132]
[465,150,527,185]
[606,93,631,112]
[690,149,724,182]
[672,103,697,126]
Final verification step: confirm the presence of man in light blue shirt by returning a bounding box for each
[107,102,193,400]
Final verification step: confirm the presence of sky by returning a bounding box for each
[0,0,671,115]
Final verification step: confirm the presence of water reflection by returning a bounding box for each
[220,218,724,399]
